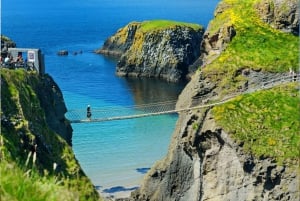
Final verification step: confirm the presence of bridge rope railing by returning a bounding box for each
[66,100,177,123]
[67,73,299,123]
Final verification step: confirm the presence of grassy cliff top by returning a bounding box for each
[213,82,300,165]
[139,20,203,32]
[203,0,299,93]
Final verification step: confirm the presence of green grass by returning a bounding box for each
[0,159,102,201]
[212,83,300,165]
[0,161,78,201]
[140,20,203,32]
[203,0,299,94]
[1,35,14,43]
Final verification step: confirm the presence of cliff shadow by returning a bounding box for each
[122,77,187,105]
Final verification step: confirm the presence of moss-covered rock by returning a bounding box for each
[1,35,16,56]
[96,20,204,82]
[1,69,100,200]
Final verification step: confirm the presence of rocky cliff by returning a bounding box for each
[1,68,100,200]
[255,0,299,35]
[128,0,299,201]
[96,20,204,82]
[36,74,73,145]
[1,35,16,52]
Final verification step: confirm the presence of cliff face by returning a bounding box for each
[132,109,299,201]
[129,0,299,201]
[1,69,99,200]
[255,0,299,35]
[96,20,204,82]
[36,75,73,145]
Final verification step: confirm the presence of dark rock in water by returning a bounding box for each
[57,50,68,56]
[136,167,151,174]
[96,20,204,82]
[103,186,138,193]
[95,185,103,190]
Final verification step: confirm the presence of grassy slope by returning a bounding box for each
[203,0,299,92]
[0,69,101,201]
[0,161,78,201]
[213,83,300,165]
[207,0,299,166]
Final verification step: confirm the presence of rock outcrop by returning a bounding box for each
[36,75,73,145]
[57,50,69,56]
[200,3,237,65]
[1,35,16,56]
[1,69,99,200]
[255,0,299,35]
[127,0,299,201]
[132,109,299,201]
[96,20,204,82]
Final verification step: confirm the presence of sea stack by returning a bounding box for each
[96,20,204,82]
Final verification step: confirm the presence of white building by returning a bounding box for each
[7,48,45,74]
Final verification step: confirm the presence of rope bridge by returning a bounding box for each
[66,100,178,123]
[66,74,299,123]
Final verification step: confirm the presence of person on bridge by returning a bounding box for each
[87,105,92,120]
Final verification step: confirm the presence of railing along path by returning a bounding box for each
[66,74,299,123]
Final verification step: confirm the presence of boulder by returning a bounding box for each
[57,50,68,56]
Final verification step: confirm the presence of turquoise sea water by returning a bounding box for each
[2,0,219,196]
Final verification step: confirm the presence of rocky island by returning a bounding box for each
[96,20,204,82]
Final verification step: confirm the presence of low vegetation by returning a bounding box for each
[213,83,300,165]
[0,160,78,201]
[139,20,203,32]
[203,0,299,93]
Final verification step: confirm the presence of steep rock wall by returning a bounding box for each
[96,21,204,82]
[128,0,299,201]
[255,0,299,35]
[36,75,73,145]
[132,109,299,201]
[1,69,99,200]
